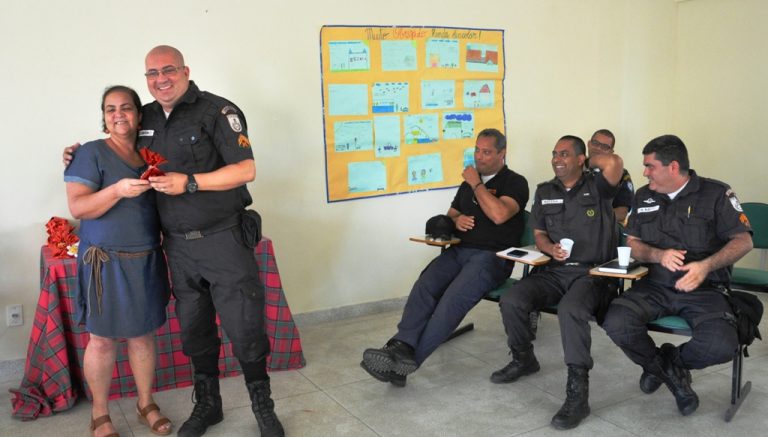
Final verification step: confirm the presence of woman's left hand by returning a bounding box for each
[115,178,152,198]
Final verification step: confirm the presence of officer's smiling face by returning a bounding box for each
[551,139,584,182]
[145,48,190,113]
[643,152,676,193]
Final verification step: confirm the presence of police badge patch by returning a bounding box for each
[227,114,242,132]
[726,189,744,212]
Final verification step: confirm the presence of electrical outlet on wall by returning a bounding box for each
[6,304,23,327]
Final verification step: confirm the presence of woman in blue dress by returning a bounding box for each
[64,86,172,437]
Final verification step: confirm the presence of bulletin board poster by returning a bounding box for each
[320,25,505,202]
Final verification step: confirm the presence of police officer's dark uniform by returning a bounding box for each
[138,81,282,436]
[497,170,618,367]
[603,170,751,378]
[493,169,619,429]
[587,160,634,214]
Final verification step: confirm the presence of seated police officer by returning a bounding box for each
[586,129,634,223]
[491,135,623,430]
[361,128,529,387]
[603,135,753,416]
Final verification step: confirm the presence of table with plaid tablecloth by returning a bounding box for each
[10,237,305,420]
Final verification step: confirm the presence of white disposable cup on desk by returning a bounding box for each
[617,246,632,267]
[559,238,574,259]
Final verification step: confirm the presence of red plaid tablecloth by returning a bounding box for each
[10,237,305,420]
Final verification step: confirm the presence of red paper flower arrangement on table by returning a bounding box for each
[46,217,79,259]
[139,148,167,180]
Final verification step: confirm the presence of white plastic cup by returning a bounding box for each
[617,246,632,266]
[559,238,574,259]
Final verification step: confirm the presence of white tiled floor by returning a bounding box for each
[4,294,768,436]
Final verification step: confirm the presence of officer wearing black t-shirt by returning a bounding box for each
[491,135,623,430]
[140,46,283,437]
[603,135,753,417]
[361,128,529,387]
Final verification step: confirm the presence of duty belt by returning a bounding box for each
[167,215,241,240]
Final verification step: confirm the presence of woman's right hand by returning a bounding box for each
[115,178,152,198]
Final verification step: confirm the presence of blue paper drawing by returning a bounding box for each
[408,153,444,185]
[442,112,474,139]
[463,147,475,168]
[334,120,373,152]
[466,43,499,72]
[381,40,417,71]
[426,39,459,68]
[421,80,455,109]
[463,80,495,108]
[372,82,409,113]
[329,40,370,72]
[348,161,387,193]
[374,115,401,158]
[329,84,368,116]
[404,114,439,144]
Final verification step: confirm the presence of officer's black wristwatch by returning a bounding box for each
[186,174,198,193]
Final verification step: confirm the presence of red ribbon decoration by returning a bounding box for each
[139,148,167,180]
[45,217,79,259]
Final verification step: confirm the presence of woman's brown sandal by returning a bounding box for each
[90,414,119,437]
[136,402,172,436]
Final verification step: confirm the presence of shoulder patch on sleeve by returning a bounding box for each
[238,134,251,148]
[221,105,237,115]
[227,114,243,132]
[725,189,744,212]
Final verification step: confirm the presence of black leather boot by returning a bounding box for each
[246,379,285,437]
[363,339,418,376]
[647,343,698,416]
[178,374,224,437]
[551,365,590,430]
[490,346,540,383]
[639,370,662,394]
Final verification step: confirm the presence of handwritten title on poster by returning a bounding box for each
[321,25,505,202]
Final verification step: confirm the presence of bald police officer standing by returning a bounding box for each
[603,135,753,417]
[491,135,623,430]
[141,45,283,437]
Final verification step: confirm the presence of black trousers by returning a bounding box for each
[499,264,615,369]
[163,226,269,370]
[602,279,738,369]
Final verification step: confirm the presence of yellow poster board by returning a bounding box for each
[320,25,505,202]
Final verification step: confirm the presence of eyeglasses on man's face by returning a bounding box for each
[589,139,613,151]
[144,65,185,79]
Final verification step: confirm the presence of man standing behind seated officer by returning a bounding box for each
[491,135,623,430]
[587,129,634,223]
[602,135,753,417]
[361,128,529,387]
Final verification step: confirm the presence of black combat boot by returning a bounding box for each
[551,365,590,430]
[363,339,418,376]
[490,346,540,383]
[639,370,662,394]
[246,379,285,437]
[177,374,224,437]
[646,343,699,416]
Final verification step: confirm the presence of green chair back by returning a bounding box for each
[520,210,534,247]
[743,203,768,249]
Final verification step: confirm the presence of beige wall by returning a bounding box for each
[0,0,762,360]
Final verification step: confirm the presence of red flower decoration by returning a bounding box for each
[139,148,167,180]
[45,217,79,259]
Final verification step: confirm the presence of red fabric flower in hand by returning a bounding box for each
[139,148,167,180]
